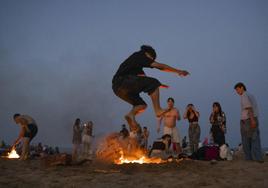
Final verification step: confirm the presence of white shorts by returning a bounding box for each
[163,126,181,143]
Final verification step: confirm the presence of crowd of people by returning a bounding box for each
[30,142,60,158]
[113,83,263,162]
[111,45,264,163]
[5,45,264,164]
[115,97,229,160]
[5,81,264,163]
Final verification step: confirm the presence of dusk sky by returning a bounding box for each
[0,0,267,148]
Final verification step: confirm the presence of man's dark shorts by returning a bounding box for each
[24,124,38,141]
[112,75,161,106]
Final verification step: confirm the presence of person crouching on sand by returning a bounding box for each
[11,113,38,160]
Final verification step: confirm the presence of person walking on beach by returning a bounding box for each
[72,118,82,161]
[112,45,189,132]
[183,104,200,154]
[11,113,38,160]
[234,82,263,162]
[209,102,226,146]
[157,97,182,155]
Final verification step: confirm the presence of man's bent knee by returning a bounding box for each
[134,104,147,113]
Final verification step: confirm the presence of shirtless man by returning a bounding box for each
[11,113,38,160]
[112,45,189,132]
[157,97,182,155]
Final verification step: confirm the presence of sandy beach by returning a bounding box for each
[0,156,267,188]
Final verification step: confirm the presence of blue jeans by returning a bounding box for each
[240,118,263,161]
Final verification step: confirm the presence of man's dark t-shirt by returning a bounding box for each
[112,50,161,106]
[113,51,154,80]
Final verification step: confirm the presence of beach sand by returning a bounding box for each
[0,156,267,188]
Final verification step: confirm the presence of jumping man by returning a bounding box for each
[112,45,189,131]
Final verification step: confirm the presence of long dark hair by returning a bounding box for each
[213,102,222,114]
[186,103,194,118]
[74,118,81,126]
[212,102,223,121]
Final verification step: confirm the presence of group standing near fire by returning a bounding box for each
[6,45,264,163]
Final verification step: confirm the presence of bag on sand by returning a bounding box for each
[219,144,228,159]
[205,145,219,161]
[220,144,233,160]
[191,145,220,160]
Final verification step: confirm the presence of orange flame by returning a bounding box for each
[8,149,20,159]
[114,150,164,164]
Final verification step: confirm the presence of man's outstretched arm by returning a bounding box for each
[145,51,189,76]
[151,61,189,77]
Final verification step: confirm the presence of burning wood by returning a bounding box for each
[114,150,164,164]
[96,133,164,164]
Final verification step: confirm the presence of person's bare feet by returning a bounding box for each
[124,114,138,131]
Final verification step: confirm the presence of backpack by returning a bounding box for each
[205,145,219,161]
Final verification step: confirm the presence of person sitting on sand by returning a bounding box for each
[149,134,172,159]
[11,113,38,160]
[112,45,189,132]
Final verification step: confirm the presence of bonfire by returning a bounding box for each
[114,150,163,164]
[7,148,20,159]
[96,133,164,164]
